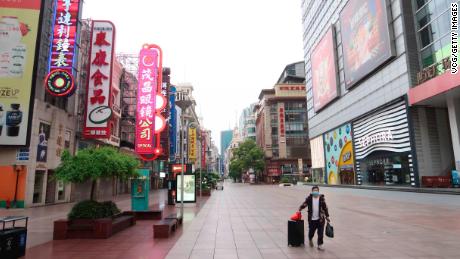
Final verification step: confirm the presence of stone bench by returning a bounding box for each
[164,213,183,228]
[153,219,177,238]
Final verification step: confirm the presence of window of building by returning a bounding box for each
[414,0,452,68]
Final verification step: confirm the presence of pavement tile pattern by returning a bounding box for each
[166,182,460,259]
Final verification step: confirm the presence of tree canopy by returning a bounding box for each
[55,147,140,200]
[229,139,265,181]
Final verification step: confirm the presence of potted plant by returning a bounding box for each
[53,147,140,239]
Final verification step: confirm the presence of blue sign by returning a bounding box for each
[452,170,459,187]
[16,148,30,161]
[169,86,177,162]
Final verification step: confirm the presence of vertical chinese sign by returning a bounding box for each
[201,131,206,170]
[0,0,43,146]
[188,127,197,162]
[44,0,81,97]
[136,45,159,155]
[279,106,285,138]
[83,21,115,139]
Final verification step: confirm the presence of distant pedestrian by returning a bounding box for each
[298,185,330,250]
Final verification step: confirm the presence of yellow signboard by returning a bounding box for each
[188,127,197,161]
[0,1,42,145]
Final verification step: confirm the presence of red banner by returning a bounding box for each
[83,21,115,139]
[135,46,159,154]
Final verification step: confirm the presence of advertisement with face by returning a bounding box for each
[340,0,394,88]
[0,0,43,146]
[311,27,339,112]
[176,174,196,203]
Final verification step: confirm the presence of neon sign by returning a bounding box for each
[83,21,115,139]
[45,0,81,97]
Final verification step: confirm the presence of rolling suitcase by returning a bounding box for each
[287,220,304,246]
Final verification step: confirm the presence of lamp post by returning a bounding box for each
[175,91,193,218]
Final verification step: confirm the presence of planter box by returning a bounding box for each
[53,213,135,240]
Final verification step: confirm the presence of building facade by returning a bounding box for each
[255,77,310,183]
[0,0,84,207]
[239,103,257,141]
[302,0,458,187]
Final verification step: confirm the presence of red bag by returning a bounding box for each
[290,211,302,221]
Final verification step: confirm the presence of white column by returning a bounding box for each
[447,96,460,170]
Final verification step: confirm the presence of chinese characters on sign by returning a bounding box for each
[83,21,115,139]
[45,0,81,96]
[279,107,285,138]
[201,131,206,169]
[188,127,197,161]
[136,46,159,154]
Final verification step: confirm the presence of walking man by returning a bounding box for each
[298,185,330,250]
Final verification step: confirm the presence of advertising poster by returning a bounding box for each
[37,122,50,162]
[311,27,339,112]
[340,0,394,88]
[188,127,197,161]
[83,21,115,139]
[323,123,353,185]
[176,174,196,203]
[0,0,42,146]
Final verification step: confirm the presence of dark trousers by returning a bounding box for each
[308,220,324,245]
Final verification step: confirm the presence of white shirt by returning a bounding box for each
[312,197,320,220]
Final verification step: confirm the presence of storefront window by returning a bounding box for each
[33,171,45,203]
[359,152,411,186]
[57,181,65,200]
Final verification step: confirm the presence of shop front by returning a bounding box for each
[310,136,325,184]
[323,123,355,185]
[266,161,281,183]
[353,100,417,187]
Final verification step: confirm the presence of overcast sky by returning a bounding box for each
[83,0,304,150]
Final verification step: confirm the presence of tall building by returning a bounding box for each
[220,130,233,157]
[254,62,309,183]
[0,0,83,207]
[239,103,257,141]
[302,0,459,187]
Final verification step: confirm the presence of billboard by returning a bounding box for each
[176,174,196,203]
[0,0,43,146]
[188,127,197,161]
[340,0,394,88]
[83,21,115,139]
[44,0,81,97]
[201,130,206,170]
[311,27,339,112]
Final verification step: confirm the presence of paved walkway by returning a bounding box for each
[166,182,460,259]
[0,189,170,248]
[1,189,209,258]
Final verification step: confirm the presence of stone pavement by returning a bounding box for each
[166,182,460,259]
[0,189,171,248]
[0,189,208,258]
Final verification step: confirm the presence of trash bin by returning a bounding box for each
[0,216,28,259]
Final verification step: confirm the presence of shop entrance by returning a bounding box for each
[367,164,385,185]
[339,168,355,185]
[45,170,56,204]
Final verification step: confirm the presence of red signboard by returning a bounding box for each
[83,21,115,139]
[279,107,285,137]
[45,0,80,97]
[311,27,339,112]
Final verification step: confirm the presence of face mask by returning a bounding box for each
[311,191,320,197]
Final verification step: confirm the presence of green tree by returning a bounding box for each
[55,147,140,200]
[230,139,265,182]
